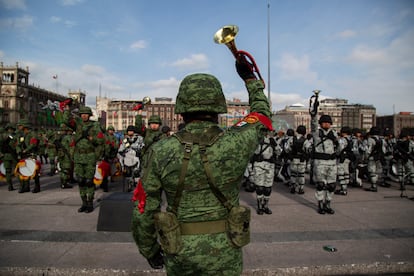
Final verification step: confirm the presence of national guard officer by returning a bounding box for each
[1,124,18,191]
[131,59,272,274]
[364,126,383,192]
[56,124,74,189]
[63,105,105,213]
[311,114,338,214]
[335,126,355,195]
[285,125,309,195]
[252,132,279,214]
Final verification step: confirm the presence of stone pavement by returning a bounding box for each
[0,163,413,275]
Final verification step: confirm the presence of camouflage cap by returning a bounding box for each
[79,106,93,115]
[5,123,16,130]
[148,115,162,125]
[175,73,227,114]
[17,119,31,128]
[107,126,115,131]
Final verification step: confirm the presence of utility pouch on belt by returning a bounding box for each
[154,211,182,255]
[226,205,251,248]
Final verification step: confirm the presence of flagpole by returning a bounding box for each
[267,0,271,112]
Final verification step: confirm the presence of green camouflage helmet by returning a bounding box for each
[17,119,31,128]
[148,115,162,125]
[79,106,93,115]
[107,126,115,131]
[175,73,227,114]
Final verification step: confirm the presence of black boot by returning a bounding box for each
[85,200,94,213]
[317,201,326,214]
[324,201,335,214]
[32,181,40,193]
[101,178,109,192]
[8,183,14,191]
[256,198,264,215]
[61,179,73,189]
[262,198,272,215]
[298,186,305,194]
[78,196,88,213]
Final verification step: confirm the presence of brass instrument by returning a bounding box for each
[214,25,264,84]
[309,90,320,116]
[142,96,151,106]
[132,96,151,111]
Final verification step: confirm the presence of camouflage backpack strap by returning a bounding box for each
[172,126,232,212]
[171,130,193,215]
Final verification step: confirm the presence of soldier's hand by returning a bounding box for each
[132,104,143,111]
[147,249,164,269]
[235,54,256,81]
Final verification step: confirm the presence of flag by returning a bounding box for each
[53,75,58,79]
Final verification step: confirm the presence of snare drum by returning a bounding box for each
[15,158,39,180]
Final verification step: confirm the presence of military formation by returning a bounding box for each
[1,68,413,276]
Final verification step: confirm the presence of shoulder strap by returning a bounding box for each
[171,126,230,214]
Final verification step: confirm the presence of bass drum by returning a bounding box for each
[19,158,37,178]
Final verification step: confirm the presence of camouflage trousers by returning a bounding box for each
[367,158,382,185]
[165,233,242,276]
[252,161,275,188]
[289,158,306,189]
[397,159,414,185]
[337,159,350,190]
[313,159,337,201]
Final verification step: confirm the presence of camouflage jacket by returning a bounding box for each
[132,80,272,259]
[63,110,105,164]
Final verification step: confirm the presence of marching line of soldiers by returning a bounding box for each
[243,120,414,215]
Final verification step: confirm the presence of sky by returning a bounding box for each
[1,0,413,116]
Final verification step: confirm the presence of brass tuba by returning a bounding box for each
[309,90,320,116]
[214,25,264,84]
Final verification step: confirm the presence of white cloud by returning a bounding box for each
[50,16,61,23]
[170,54,209,70]
[50,16,76,27]
[336,29,356,39]
[277,53,318,84]
[0,0,26,10]
[81,64,106,76]
[130,40,147,50]
[0,15,33,30]
[61,0,84,6]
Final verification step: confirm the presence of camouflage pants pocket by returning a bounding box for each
[226,205,251,248]
[154,212,182,255]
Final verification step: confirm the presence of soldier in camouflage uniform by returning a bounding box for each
[284,125,309,195]
[131,56,272,275]
[311,114,338,214]
[56,124,74,189]
[45,129,58,176]
[335,126,355,195]
[363,126,383,192]
[251,132,279,214]
[102,125,119,192]
[1,124,18,191]
[15,120,41,193]
[135,112,162,156]
[63,106,105,213]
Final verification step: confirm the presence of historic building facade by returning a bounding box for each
[274,98,376,133]
[0,62,69,128]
